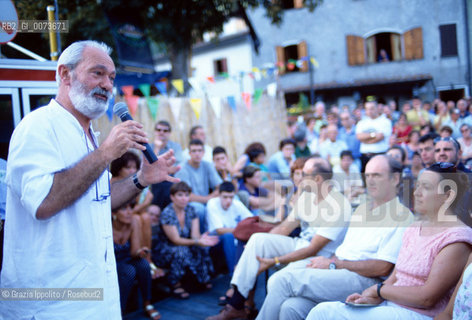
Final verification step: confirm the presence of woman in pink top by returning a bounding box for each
[306,162,472,320]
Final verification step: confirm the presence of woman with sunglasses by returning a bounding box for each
[306,162,472,320]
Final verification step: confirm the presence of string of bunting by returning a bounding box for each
[112,84,273,122]
[109,55,318,122]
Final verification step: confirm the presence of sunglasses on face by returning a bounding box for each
[428,162,457,173]
[434,136,461,151]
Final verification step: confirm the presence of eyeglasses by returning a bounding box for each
[155,128,170,133]
[461,128,470,133]
[428,162,457,173]
[83,130,111,202]
[94,171,111,202]
[302,172,317,178]
[433,136,461,151]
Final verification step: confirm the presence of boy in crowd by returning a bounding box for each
[207,182,253,274]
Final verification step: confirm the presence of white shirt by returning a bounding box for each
[0,100,120,320]
[319,139,348,167]
[206,197,253,232]
[332,164,362,193]
[335,197,414,263]
[288,189,352,255]
[356,116,392,154]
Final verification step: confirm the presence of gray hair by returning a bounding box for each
[55,40,112,85]
[460,123,471,132]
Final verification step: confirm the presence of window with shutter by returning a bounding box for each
[403,27,423,60]
[275,40,308,74]
[439,24,458,57]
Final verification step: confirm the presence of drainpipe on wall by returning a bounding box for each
[464,0,472,96]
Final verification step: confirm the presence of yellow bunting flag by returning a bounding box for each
[171,79,184,94]
[190,98,202,120]
[310,57,319,68]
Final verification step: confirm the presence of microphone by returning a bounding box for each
[113,102,158,163]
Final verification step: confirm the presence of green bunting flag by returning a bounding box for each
[139,84,151,97]
[253,88,263,104]
[146,97,159,120]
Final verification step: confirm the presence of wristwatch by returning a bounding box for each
[132,173,146,190]
[274,256,281,267]
[377,282,385,300]
[370,132,376,138]
[329,261,336,270]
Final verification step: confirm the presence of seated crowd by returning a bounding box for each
[109,98,472,319]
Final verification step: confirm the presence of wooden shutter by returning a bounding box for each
[366,36,376,63]
[294,0,304,8]
[390,33,402,61]
[346,35,365,66]
[276,45,286,75]
[297,41,309,72]
[404,27,423,60]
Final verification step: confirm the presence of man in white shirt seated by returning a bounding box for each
[255,155,414,320]
[206,182,253,274]
[206,157,352,320]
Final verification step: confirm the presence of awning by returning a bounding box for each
[115,70,170,94]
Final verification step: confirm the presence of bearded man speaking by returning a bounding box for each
[0,41,178,320]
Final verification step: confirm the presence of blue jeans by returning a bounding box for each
[218,233,237,274]
[116,258,151,310]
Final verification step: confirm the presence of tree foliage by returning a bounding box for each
[12,0,323,93]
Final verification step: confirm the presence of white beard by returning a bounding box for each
[69,77,112,119]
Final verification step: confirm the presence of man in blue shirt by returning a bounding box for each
[338,112,361,169]
[176,139,223,232]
